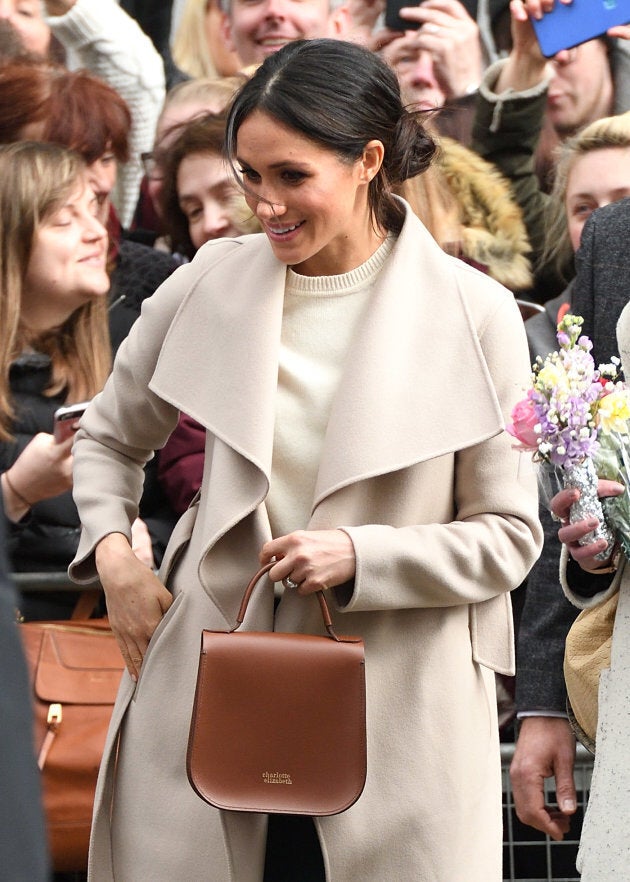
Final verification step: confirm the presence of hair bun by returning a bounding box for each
[385,113,437,185]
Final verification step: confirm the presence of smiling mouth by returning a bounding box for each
[258,37,295,49]
[266,221,304,236]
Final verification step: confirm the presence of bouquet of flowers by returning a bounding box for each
[507,314,630,558]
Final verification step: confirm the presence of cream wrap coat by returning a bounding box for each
[70,206,542,882]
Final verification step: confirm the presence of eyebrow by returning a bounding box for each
[236,157,310,171]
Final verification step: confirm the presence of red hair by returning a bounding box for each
[0,62,131,162]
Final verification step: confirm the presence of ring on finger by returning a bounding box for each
[283,577,299,590]
[424,23,441,34]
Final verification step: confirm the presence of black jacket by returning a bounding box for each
[2,240,179,619]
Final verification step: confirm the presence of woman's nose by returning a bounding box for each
[255,197,286,221]
[83,213,108,242]
[202,202,230,239]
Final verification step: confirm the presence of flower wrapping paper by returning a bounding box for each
[507,314,630,559]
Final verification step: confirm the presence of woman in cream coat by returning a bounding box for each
[70,40,542,882]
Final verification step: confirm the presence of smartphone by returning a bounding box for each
[53,401,90,443]
[385,0,422,32]
[532,0,630,58]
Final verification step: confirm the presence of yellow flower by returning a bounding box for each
[596,389,630,435]
[535,362,569,395]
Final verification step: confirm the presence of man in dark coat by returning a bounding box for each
[511,197,630,839]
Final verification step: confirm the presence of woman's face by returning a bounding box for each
[149,101,229,216]
[177,151,247,250]
[22,178,109,331]
[0,0,50,56]
[86,150,118,226]
[204,0,242,76]
[235,110,382,276]
[566,146,630,252]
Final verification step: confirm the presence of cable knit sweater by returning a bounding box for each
[47,0,165,227]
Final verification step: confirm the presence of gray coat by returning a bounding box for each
[560,197,630,880]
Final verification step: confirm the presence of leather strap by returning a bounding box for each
[38,703,62,770]
[70,589,102,621]
[231,563,341,641]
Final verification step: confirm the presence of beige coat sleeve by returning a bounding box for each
[340,293,543,612]
[69,261,200,583]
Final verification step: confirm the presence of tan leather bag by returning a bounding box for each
[563,589,618,754]
[20,593,125,872]
[187,563,367,816]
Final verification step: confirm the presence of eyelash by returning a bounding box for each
[237,168,307,186]
[238,167,259,183]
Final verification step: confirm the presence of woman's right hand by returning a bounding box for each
[522,0,630,40]
[2,432,74,520]
[95,532,173,681]
[550,480,624,571]
[495,0,549,93]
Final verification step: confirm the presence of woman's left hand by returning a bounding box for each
[261,529,356,595]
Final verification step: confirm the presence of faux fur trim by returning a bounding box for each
[437,135,533,291]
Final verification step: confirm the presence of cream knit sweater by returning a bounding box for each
[267,236,394,539]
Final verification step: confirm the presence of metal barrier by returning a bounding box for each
[502,742,593,882]
[12,571,88,592]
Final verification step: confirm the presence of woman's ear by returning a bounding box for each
[360,140,385,184]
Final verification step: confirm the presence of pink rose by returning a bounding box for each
[506,397,539,450]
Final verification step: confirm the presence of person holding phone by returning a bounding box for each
[472,0,630,300]
[376,0,508,144]
[0,142,154,622]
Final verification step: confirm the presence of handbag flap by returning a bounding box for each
[187,629,367,816]
[32,624,125,705]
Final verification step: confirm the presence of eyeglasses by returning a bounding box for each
[140,152,164,182]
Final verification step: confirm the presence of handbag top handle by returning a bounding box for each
[231,562,342,642]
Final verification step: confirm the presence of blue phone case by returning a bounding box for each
[532,0,630,58]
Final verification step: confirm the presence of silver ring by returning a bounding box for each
[424,23,441,35]
[283,577,299,590]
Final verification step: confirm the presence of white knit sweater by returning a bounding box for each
[267,236,394,538]
[47,0,165,228]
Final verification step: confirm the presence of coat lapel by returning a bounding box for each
[313,210,507,506]
[150,208,508,547]
[149,239,286,613]
[151,238,286,476]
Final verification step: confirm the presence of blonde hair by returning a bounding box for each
[396,135,533,291]
[172,0,244,80]
[0,142,111,441]
[156,74,248,145]
[173,0,218,79]
[544,111,630,281]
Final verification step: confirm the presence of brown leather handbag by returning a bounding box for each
[20,591,125,871]
[187,563,367,816]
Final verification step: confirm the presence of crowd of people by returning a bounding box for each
[1,0,629,880]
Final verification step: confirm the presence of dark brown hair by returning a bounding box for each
[159,112,229,258]
[226,39,437,234]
